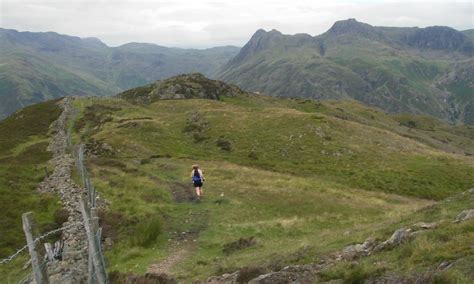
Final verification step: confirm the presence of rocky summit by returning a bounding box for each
[117,73,248,104]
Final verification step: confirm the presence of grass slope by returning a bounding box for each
[320,191,474,283]
[0,52,121,119]
[0,100,63,281]
[69,95,472,281]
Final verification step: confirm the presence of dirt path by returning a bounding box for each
[147,234,197,275]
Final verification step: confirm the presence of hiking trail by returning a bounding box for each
[147,233,197,276]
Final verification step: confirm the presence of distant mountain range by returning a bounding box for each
[1,19,473,124]
[0,28,239,119]
[217,19,474,124]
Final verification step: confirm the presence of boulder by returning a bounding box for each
[453,209,474,223]
[374,228,412,251]
[412,222,438,230]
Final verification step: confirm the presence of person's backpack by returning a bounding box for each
[192,170,202,182]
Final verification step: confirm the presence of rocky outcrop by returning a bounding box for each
[326,18,382,39]
[36,97,89,283]
[453,209,474,223]
[117,73,248,104]
[205,220,442,283]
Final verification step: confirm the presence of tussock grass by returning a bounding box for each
[130,216,163,247]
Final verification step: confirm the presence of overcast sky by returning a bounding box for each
[1,0,473,48]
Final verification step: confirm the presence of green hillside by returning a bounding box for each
[1,75,472,282]
[0,28,240,120]
[0,100,63,280]
[0,52,121,119]
[217,19,474,125]
[65,75,472,281]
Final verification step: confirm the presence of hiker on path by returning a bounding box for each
[191,164,205,199]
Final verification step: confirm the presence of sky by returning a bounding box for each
[1,0,473,48]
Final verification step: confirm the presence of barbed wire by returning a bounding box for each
[17,271,32,284]
[16,258,49,284]
[0,222,84,265]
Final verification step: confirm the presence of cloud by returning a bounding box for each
[1,0,472,48]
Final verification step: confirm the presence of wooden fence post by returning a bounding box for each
[44,243,54,262]
[80,200,107,284]
[22,212,49,284]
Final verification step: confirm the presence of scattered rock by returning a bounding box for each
[365,273,433,284]
[204,219,445,283]
[118,73,248,104]
[412,222,438,230]
[248,265,317,284]
[453,209,474,223]
[206,271,239,283]
[438,260,454,271]
[374,228,412,251]
[204,213,450,283]
[334,238,376,260]
[236,267,267,283]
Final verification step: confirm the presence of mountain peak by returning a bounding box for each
[251,28,283,39]
[226,28,284,64]
[326,18,375,36]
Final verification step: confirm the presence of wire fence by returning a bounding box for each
[16,258,49,284]
[76,144,96,208]
[2,99,108,283]
[0,222,84,265]
[76,142,108,283]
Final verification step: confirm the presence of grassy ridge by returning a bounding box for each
[70,96,472,281]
